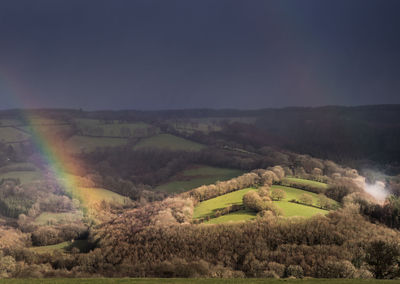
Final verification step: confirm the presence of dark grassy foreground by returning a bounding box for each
[1,279,400,284]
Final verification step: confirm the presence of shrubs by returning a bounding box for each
[298,193,313,206]
[286,265,304,278]
[271,188,286,201]
[267,262,285,278]
[317,194,333,209]
[242,190,282,216]
[318,260,356,278]
[31,224,87,246]
[365,240,400,279]
[243,191,265,212]
[0,253,16,278]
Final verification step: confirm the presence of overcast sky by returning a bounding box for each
[0,0,400,110]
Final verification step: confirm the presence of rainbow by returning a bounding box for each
[0,68,84,193]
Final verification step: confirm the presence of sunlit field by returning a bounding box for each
[193,183,338,223]
[283,177,328,191]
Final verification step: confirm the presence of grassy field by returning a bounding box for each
[0,278,396,284]
[0,170,42,184]
[0,127,30,142]
[34,211,83,226]
[21,124,73,134]
[29,241,71,254]
[283,177,328,190]
[156,166,244,193]
[65,135,128,153]
[29,239,89,254]
[204,209,256,224]
[66,186,130,210]
[193,184,338,223]
[193,188,255,219]
[133,134,205,151]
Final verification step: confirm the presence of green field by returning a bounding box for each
[21,124,73,134]
[156,166,244,193]
[193,188,255,219]
[66,185,130,210]
[0,170,42,184]
[133,134,205,151]
[204,209,256,224]
[29,239,89,254]
[0,278,396,284]
[283,177,328,190]
[34,211,83,226]
[29,241,72,254]
[193,184,338,223]
[0,162,41,184]
[65,135,128,153]
[0,127,30,142]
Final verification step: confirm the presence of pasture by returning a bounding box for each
[133,134,205,151]
[34,211,83,226]
[29,239,90,254]
[65,135,128,153]
[66,186,130,210]
[0,170,42,184]
[0,127,30,143]
[193,188,255,219]
[0,278,396,284]
[156,166,243,193]
[283,177,328,190]
[193,184,338,223]
[204,209,256,224]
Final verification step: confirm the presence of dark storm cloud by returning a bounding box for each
[0,0,400,110]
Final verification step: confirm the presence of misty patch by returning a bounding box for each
[353,175,389,203]
[364,181,389,202]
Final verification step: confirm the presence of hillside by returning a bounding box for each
[0,108,399,279]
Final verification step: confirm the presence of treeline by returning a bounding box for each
[90,207,400,279]
[183,166,285,203]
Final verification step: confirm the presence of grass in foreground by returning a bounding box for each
[156,166,244,193]
[133,134,205,152]
[0,278,397,284]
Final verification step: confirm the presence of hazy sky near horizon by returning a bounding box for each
[1,0,400,110]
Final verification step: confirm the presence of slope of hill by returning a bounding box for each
[156,166,244,193]
[133,133,206,151]
[193,183,336,224]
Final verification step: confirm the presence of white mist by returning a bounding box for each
[364,181,389,202]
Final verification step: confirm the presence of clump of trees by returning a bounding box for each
[270,188,286,201]
[185,166,286,203]
[242,191,281,216]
